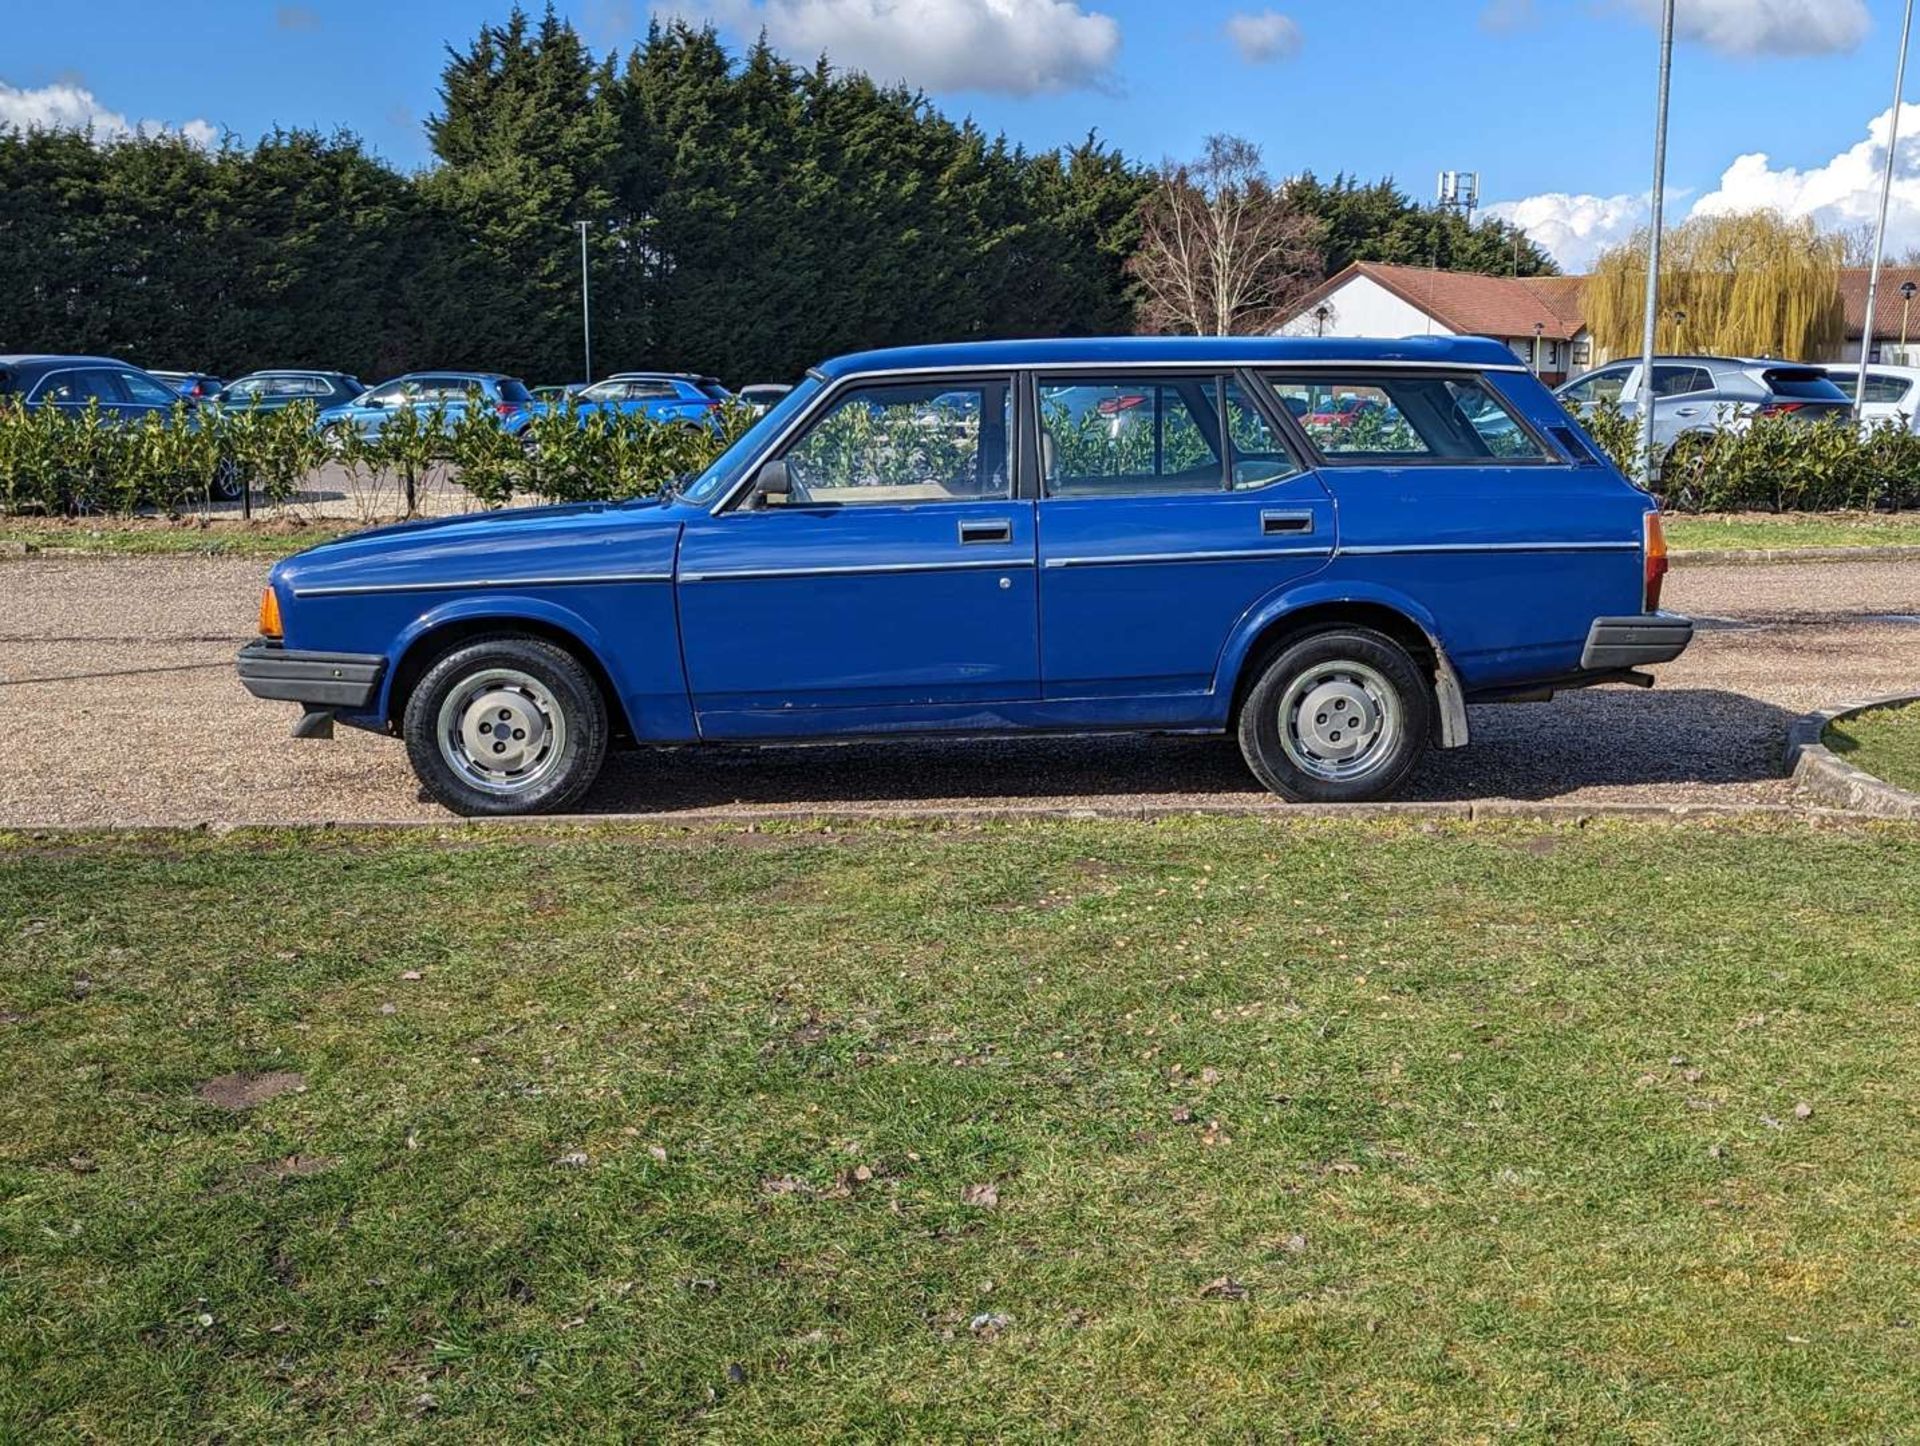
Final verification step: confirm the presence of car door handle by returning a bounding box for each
[959,519,1013,545]
[1261,510,1315,536]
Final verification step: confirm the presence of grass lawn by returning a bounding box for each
[1665,511,1920,552]
[1827,701,1920,794]
[0,519,352,559]
[3,817,1920,1440]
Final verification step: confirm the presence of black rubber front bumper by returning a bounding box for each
[1580,613,1694,671]
[236,640,386,709]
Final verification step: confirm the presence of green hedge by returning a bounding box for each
[1567,399,1920,513]
[0,395,756,516]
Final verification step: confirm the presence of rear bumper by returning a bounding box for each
[236,640,385,710]
[1580,613,1694,671]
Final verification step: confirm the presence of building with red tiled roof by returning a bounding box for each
[1833,267,1920,364]
[1276,262,1594,384]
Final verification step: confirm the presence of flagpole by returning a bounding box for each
[1857,0,1916,419]
[1638,0,1676,487]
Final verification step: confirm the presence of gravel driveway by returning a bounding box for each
[4,555,1917,827]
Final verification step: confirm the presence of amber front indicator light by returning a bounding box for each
[258,586,283,639]
[1644,511,1669,614]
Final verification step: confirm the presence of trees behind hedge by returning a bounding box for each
[0,11,1148,385]
[0,7,1560,385]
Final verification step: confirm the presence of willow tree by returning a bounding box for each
[1587,210,1845,359]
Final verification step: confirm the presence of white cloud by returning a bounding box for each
[1483,191,1651,271]
[1480,0,1535,31]
[1691,102,1920,244]
[678,0,1121,95]
[0,81,218,147]
[1492,103,1920,270]
[1622,0,1869,57]
[1225,10,1302,63]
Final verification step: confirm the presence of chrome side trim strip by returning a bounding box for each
[1335,541,1639,556]
[295,572,672,597]
[1043,546,1331,569]
[681,557,1034,583]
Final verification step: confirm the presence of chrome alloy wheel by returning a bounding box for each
[1276,660,1400,783]
[435,668,567,796]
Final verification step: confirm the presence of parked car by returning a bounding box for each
[0,354,249,498]
[551,372,731,427]
[531,383,588,406]
[213,370,365,414]
[237,335,1691,816]
[1819,364,1920,434]
[151,370,226,401]
[736,382,792,414]
[1555,356,1851,465]
[316,372,536,441]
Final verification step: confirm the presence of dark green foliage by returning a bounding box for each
[1285,172,1556,278]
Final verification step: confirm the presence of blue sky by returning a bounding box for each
[4,0,1918,269]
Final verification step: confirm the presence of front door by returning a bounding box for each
[677,374,1039,738]
[1034,371,1334,701]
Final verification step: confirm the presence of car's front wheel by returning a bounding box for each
[403,635,608,816]
[1237,627,1432,803]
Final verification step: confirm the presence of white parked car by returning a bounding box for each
[1819,364,1920,435]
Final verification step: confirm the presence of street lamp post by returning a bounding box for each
[1902,279,1918,353]
[1638,0,1677,487]
[1315,305,1330,338]
[576,220,593,385]
[1532,321,1544,375]
[1856,0,1916,419]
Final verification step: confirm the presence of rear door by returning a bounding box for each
[677,373,1040,736]
[1266,367,1644,689]
[1033,370,1333,701]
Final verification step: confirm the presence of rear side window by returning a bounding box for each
[1862,375,1915,405]
[1649,365,1712,398]
[498,379,534,404]
[1265,373,1552,463]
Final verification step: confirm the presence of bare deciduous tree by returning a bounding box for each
[1128,135,1324,336]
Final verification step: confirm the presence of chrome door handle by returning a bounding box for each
[959,519,1013,545]
[1261,510,1314,536]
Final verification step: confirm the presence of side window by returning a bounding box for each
[1224,380,1302,490]
[36,370,123,405]
[1264,373,1553,463]
[1562,366,1629,405]
[1038,377,1224,497]
[1266,380,1429,458]
[118,371,178,406]
[782,378,1011,505]
[1865,376,1912,406]
[364,381,408,406]
[1649,365,1711,398]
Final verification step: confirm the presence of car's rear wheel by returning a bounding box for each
[1237,628,1431,803]
[403,635,608,816]
[211,458,246,502]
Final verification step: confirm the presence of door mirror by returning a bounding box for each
[754,458,791,506]
[361,394,386,409]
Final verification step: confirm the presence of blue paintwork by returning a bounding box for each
[261,335,1662,756]
[540,373,727,430]
[316,371,534,439]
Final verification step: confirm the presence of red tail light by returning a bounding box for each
[1644,511,1668,613]
[1758,402,1804,417]
[495,401,519,417]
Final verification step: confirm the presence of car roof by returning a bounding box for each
[233,368,354,378]
[1822,362,1920,379]
[0,354,137,370]
[810,335,1526,381]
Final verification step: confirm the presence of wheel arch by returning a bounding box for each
[1218,585,1469,750]
[381,600,634,739]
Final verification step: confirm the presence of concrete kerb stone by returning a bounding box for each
[1785,693,1920,819]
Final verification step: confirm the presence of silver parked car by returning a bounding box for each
[1819,364,1920,435]
[1556,356,1851,465]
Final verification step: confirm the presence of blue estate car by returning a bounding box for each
[237,336,1693,815]
[316,371,536,440]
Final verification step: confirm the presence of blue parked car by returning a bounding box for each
[214,370,366,414]
[0,354,190,420]
[552,372,730,427]
[316,371,536,441]
[238,336,1692,815]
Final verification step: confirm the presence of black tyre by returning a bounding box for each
[403,635,609,816]
[1236,627,1432,803]
[212,458,247,502]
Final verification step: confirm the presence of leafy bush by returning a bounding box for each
[1563,398,1920,513]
